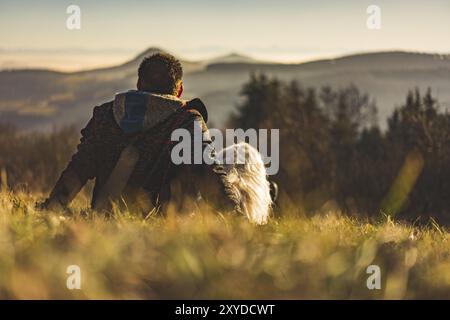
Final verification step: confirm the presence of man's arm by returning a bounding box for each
[177,110,241,214]
[43,112,97,210]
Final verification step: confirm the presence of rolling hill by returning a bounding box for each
[0,48,449,131]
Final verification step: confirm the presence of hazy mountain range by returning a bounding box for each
[0,47,449,131]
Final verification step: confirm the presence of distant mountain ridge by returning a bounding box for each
[0,47,449,131]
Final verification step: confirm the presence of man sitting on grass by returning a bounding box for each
[42,53,240,215]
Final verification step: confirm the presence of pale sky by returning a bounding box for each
[0,0,449,71]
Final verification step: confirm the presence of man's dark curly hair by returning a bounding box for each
[138,53,183,95]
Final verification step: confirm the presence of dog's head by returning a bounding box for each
[217,142,272,225]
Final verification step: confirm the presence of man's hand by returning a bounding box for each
[35,198,65,212]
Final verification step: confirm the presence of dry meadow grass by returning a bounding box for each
[0,191,449,299]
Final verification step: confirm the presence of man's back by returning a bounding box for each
[44,90,239,214]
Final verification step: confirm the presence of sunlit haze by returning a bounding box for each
[1,0,449,71]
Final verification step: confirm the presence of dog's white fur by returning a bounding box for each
[216,142,272,225]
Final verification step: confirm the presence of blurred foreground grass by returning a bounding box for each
[0,191,449,299]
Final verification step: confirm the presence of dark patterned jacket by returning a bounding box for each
[44,90,240,215]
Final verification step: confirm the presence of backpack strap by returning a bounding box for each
[93,142,140,211]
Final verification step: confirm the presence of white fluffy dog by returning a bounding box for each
[216,142,272,225]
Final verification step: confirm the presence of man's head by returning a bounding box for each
[137,53,183,97]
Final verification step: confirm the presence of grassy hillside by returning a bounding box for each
[0,191,449,299]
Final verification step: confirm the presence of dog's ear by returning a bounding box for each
[185,98,208,123]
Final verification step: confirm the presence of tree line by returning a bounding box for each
[230,74,450,223]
